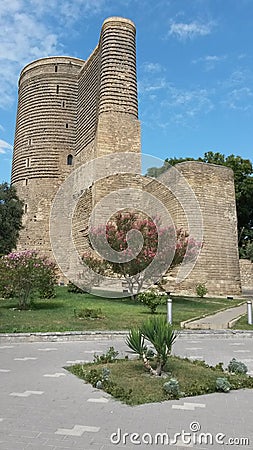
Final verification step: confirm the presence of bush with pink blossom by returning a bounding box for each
[83,212,200,298]
[0,250,57,310]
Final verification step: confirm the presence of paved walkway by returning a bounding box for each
[184,303,248,330]
[1,334,253,449]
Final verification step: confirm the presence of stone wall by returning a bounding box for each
[239,259,253,289]
[151,162,241,295]
[76,48,100,155]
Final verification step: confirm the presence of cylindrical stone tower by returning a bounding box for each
[11,56,85,256]
[96,17,140,157]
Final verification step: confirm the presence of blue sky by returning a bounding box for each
[1,0,253,182]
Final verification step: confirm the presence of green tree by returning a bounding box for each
[0,183,24,256]
[146,152,253,250]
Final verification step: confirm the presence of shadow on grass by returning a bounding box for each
[1,301,63,312]
[80,294,139,308]
[31,301,63,310]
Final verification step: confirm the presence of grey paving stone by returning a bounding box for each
[0,336,253,449]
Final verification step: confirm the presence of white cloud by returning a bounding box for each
[142,62,163,73]
[138,78,167,94]
[27,0,106,20]
[60,0,106,22]
[168,20,214,40]
[222,87,253,111]
[220,69,253,91]
[164,86,214,119]
[238,53,247,60]
[192,54,227,71]
[0,139,13,155]
[140,75,214,129]
[0,0,106,109]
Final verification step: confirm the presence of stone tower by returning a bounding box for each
[11,17,140,260]
[11,17,241,295]
[11,56,84,255]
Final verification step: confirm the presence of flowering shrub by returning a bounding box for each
[0,250,57,310]
[83,212,200,298]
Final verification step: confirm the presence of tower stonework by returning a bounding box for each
[12,56,84,255]
[154,162,241,295]
[11,17,241,295]
[12,17,140,260]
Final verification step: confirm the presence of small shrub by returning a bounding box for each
[67,282,85,294]
[74,308,103,320]
[85,367,111,388]
[84,366,132,402]
[240,241,253,262]
[137,289,167,314]
[191,359,210,368]
[93,347,119,364]
[196,283,208,298]
[216,377,231,392]
[163,378,181,399]
[213,362,224,372]
[228,358,248,375]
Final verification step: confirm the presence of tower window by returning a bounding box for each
[62,100,66,108]
[67,154,73,166]
[56,85,59,94]
[55,65,58,73]
[23,178,28,186]
[24,204,28,214]
[28,138,32,145]
[66,123,69,128]
[25,157,30,168]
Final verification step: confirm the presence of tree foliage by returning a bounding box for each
[0,182,24,256]
[146,151,253,250]
[83,212,198,298]
[0,250,57,310]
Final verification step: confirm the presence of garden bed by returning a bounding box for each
[67,356,253,406]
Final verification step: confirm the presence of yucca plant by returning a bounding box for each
[126,316,177,376]
[125,328,147,356]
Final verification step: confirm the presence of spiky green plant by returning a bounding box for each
[126,316,177,376]
[125,328,147,357]
[140,316,177,375]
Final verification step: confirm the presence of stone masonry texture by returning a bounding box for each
[11,16,241,295]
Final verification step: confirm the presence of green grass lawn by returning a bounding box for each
[232,315,253,330]
[0,286,243,333]
[68,356,253,405]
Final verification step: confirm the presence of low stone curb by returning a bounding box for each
[1,329,253,343]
